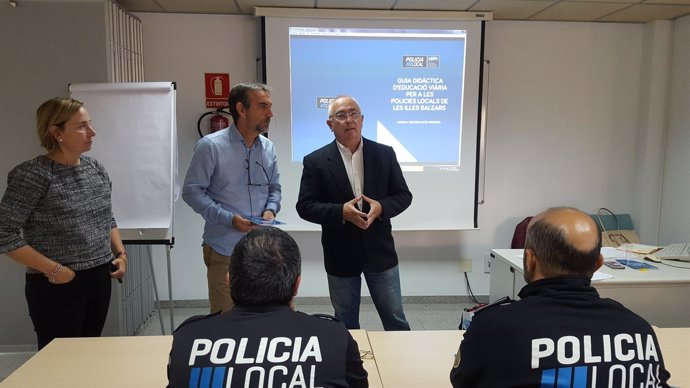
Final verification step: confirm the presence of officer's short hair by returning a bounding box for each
[525,207,601,277]
[230,226,301,305]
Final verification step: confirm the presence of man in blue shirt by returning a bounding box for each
[182,82,281,313]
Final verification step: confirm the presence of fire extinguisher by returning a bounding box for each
[197,108,232,138]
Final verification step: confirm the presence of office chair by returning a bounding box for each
[511,216,533,249]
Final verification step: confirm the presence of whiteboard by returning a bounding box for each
[69,82,178,242]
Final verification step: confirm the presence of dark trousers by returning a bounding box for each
[25,262,112,350]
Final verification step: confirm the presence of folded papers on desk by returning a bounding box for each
[617,243,662,255]
[592,271,614,281]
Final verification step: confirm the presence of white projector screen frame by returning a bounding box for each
[262,12,484,231]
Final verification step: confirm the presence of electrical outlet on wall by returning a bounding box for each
[458,258,473,273]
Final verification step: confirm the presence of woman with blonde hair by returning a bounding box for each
[0,97,127,349]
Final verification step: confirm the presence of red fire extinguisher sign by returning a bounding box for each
[205,73,230,108]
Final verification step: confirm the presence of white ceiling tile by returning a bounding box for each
[239,0,316,14]
[643,0,690,4]
[567,0,639,3]
[116,0,688,21]
[470,0,556,19]
[316,0,395,9]
[394,0,476,11]
[155,0,241,14]
[599,3,690,20]
[117,0,167,12]
[530,1,630,20]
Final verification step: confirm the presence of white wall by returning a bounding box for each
[634,20,673,242]
[137,14,669,301]
[0,1,109,346]
[1,5,686,346]
[659,15,690,244]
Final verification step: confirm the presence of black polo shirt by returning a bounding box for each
[451,277,671,388]
[167,304,368,388]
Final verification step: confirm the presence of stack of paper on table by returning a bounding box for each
[617,243,662,255]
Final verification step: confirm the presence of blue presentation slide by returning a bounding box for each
[289,28,466,168]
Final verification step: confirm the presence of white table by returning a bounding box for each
[0,332,382,388]
[350,329,384,388]
[654,327,690,387]
[0,336,171,388]
[2,329,688,387]
[367,330,464,388]
[489,248,690,327]
[367,328,688,388]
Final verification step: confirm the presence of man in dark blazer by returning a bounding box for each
[296,95,412,331]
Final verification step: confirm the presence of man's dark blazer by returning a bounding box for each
[296,137,412,277]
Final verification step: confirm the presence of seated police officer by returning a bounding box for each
[167,226,368,388]
[450,207,671,388]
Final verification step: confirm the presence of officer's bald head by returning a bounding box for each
[524,207,602,280]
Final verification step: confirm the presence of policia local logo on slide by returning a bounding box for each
[532,333,664,387]
[185,336,324,388]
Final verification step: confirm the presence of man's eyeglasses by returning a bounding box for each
[330,111,362,122]
[246,159,270,187]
